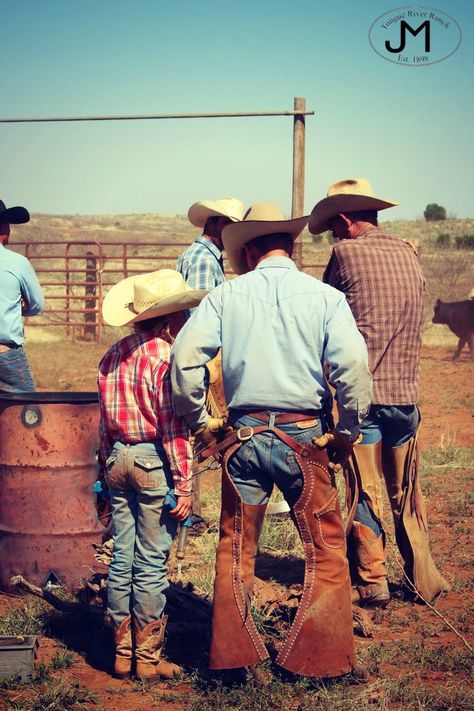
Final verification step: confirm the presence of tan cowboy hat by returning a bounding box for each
[102,269,207,327]
[222,203,309,275]
[309,178,399,234]
[188,197,245,228]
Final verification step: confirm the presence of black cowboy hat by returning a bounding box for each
[0,200,30,224]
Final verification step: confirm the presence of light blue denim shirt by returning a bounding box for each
[170,256,372,438]
[0,244,45,345]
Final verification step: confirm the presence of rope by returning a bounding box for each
[384,532,473,653]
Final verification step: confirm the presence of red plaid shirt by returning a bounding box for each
[98,332,192,496]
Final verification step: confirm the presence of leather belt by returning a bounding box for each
[0,344,17,353]
[242,410,322,425]
[200,410,323,461]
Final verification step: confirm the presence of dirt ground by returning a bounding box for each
[1,342,473,710]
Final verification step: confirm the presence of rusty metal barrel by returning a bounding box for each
[0,392,105,593]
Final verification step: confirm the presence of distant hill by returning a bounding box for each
[13,214,474,249]
[13,213,197,245]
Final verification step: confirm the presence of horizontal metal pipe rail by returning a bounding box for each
[0,110,315,124]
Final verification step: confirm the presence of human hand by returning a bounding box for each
[169,495,192,521]
[193,417,229,460]
[312,430,361,472]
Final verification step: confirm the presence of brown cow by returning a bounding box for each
[432,299,474,360]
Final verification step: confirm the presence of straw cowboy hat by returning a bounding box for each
[222,203,309,275]
[0,200,30,224]
[309,178,399,234]
[188,197,245,228]
[102,269,207,327]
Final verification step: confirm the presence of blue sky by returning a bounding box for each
[1,0,473,219]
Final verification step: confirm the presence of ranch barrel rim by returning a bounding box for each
[0,391,98,404]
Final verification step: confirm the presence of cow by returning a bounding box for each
[432,299,474,360]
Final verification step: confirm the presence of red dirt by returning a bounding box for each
[1,345,473,709]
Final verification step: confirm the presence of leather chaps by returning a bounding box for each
[348,434,450,602]
[209,425,355,678]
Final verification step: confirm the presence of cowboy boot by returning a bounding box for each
[209,456,269,670]
[348,442,389,606]
[350,522,390,607]
[275,445,356,678]
[134,616,182,681]
[382,437,450,603]
[112,615,132,679]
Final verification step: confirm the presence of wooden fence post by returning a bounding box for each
[291,97,306,270]
[84,251,97,341]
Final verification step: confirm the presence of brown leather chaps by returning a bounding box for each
[382,437,450,601]
[349,436,450,602]
[209,436,355,678]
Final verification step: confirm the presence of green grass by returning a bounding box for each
[259,513,302,555]
[421,437,474,471]
[0,652,75,690]
[0,600,49,637]
[185,668,474,711]
[0,652,87,711]
[5,679,99,711]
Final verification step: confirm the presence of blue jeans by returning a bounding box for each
[356,405,420,535]
[226,411,324,506]
[359,405,420,447]
[104,441,177,628]
[0,346,35,392]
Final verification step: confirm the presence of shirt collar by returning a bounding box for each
[255,255,297,270]
[356,226,383,239]
[196,235,222,261]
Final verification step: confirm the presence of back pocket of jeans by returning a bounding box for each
[132,456,165,491]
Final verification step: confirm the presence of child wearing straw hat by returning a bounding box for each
[98,269,206,681]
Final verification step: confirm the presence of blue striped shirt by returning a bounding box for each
[176,236,224,290]
[170,255,372,438]
[0,244,44,345]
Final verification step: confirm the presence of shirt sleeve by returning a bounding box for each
[170,290,223,431]
[156,365,193,496]
[322,295,372,439]
[19,259,45,315]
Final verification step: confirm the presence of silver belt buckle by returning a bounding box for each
[236,426,254,442]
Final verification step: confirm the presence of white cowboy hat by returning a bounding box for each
[309,178,399,234]
[188,197,245,228]
[222,203,309,275]
[102,269,207,327]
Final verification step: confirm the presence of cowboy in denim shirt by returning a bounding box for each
[0,200,44,392]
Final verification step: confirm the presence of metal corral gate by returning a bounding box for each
[12,239,328,341]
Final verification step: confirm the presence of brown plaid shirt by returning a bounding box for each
[323,228,424,405]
